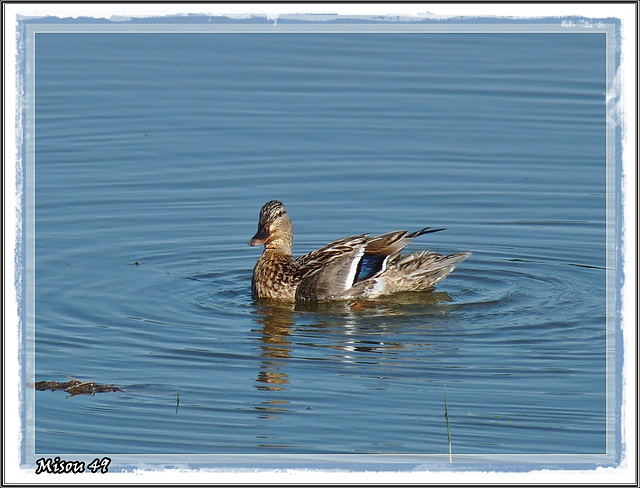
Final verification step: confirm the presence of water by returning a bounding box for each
[29,27,610,464]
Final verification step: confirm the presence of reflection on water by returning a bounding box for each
[250,291,454,396]
[251,301,295,394]
[250,301,295,419]
[292,290,453,314]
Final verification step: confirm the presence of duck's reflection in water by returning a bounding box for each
[248,292,451,400]
[250,300,297,419]
[252,300,295,392]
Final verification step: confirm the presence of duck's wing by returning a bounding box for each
[364,227,444,256]
[294,235,369,301]
[293,228,449,300]
[351,227,445,283]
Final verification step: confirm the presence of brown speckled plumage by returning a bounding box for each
[248,200,470,301]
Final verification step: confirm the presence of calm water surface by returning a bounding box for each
[30,29,610,462]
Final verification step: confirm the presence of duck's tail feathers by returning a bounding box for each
[379,250,471,294]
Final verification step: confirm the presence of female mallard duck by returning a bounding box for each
[248,200,470,301]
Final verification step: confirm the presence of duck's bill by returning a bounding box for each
[248,228,269,246]
[247,237,266,246]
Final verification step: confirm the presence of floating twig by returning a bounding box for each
[31,377,122,396]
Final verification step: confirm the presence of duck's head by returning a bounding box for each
[248,200,293,251]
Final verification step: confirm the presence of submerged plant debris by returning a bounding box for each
[31,377,123,396]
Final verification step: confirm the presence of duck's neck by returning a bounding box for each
[264,238,292,256]
[263,223,293,256]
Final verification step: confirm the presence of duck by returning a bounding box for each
[248,200,471,301]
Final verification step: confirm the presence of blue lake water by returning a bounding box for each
[27,24,613,467]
